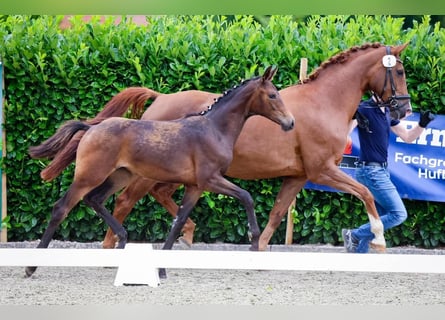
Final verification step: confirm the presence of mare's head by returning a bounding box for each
[367,43,412,120]
[242,66,294,131]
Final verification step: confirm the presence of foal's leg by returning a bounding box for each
[259,176,307,251]
[102,178,158,248]
[83,172,134,249]
[312,165,385,251]
[150,182,196,247]
[162,186,203,250]
[159,186,203,279]
[205,176,260,251]
[103,179,196,248]
[25,182,90,277]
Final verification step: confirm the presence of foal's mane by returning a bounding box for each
[183,76,258,118]
[300,42,384,84]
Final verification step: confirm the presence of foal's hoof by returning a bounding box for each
[158,268,167,279]
[370,242,386,253]
[116,240,127,249]
[25,266,36,278]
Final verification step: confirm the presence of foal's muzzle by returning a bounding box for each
[280,117,295,131]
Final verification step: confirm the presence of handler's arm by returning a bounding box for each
[391,123,424,143]
[392,110,435,143]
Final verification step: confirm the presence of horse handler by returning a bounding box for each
[342,96,435,253]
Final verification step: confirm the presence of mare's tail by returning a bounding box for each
[30,87,160,181]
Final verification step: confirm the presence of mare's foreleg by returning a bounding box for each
[312,166,385,251]
[259,176,307,251]
[205,176,260,251]
[159,186,202,279]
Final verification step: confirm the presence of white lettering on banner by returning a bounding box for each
[394,152,445,168]
[418,168,445,179]
[396,121,445,147]
[394,152,445,180]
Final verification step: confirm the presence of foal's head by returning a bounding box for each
[243,66,295,131]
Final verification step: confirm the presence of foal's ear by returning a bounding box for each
[262,66,278,82]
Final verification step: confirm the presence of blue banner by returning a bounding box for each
[304,112,445,202]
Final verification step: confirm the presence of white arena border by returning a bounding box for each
[1,243,444,287]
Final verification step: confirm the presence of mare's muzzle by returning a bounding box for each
[387,95,411,120]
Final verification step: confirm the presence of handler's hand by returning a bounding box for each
[419,110,435,128]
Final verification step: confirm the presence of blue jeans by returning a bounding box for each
[352,166,407,253]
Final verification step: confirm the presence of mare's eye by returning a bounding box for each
[396,69,404,76]
[269,93,277,99]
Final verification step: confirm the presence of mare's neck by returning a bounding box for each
[313,52,379,119]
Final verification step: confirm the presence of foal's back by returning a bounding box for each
[77,116,229,184]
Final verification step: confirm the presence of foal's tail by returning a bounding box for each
[29,120,91,165]
[29,87,161,181]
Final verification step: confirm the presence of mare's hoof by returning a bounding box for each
[101,235,120,249]
[158,268,167,279]
[370,243,386,253]
[178,237,192,249]
[25,266,36,278]
[101,242,117,249]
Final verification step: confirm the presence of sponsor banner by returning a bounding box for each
[304,112,445,202]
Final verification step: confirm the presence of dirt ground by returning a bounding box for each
[0,241,444,306]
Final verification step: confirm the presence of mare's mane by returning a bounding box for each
[300,42,384,84]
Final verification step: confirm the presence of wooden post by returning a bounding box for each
[285,58,308,245]
[299,58,308,83]
[285,199,296,245]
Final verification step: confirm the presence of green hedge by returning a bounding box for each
[1,15,444,248]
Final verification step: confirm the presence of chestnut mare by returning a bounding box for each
[30,43,412,253]
[25,66,295,277]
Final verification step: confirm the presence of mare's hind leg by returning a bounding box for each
[204,175,260,251]
[159,186,203,279]
[259,176,307,251]
[25,182,91,277]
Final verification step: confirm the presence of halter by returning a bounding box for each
[372,46,411,118]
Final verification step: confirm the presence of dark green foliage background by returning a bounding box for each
[0,15,444,248]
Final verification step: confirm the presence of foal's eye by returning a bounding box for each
[396,69,404,76]
[268,93,277,99]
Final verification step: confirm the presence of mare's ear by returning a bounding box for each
[393,42,409,55]
[262,66,278,82]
